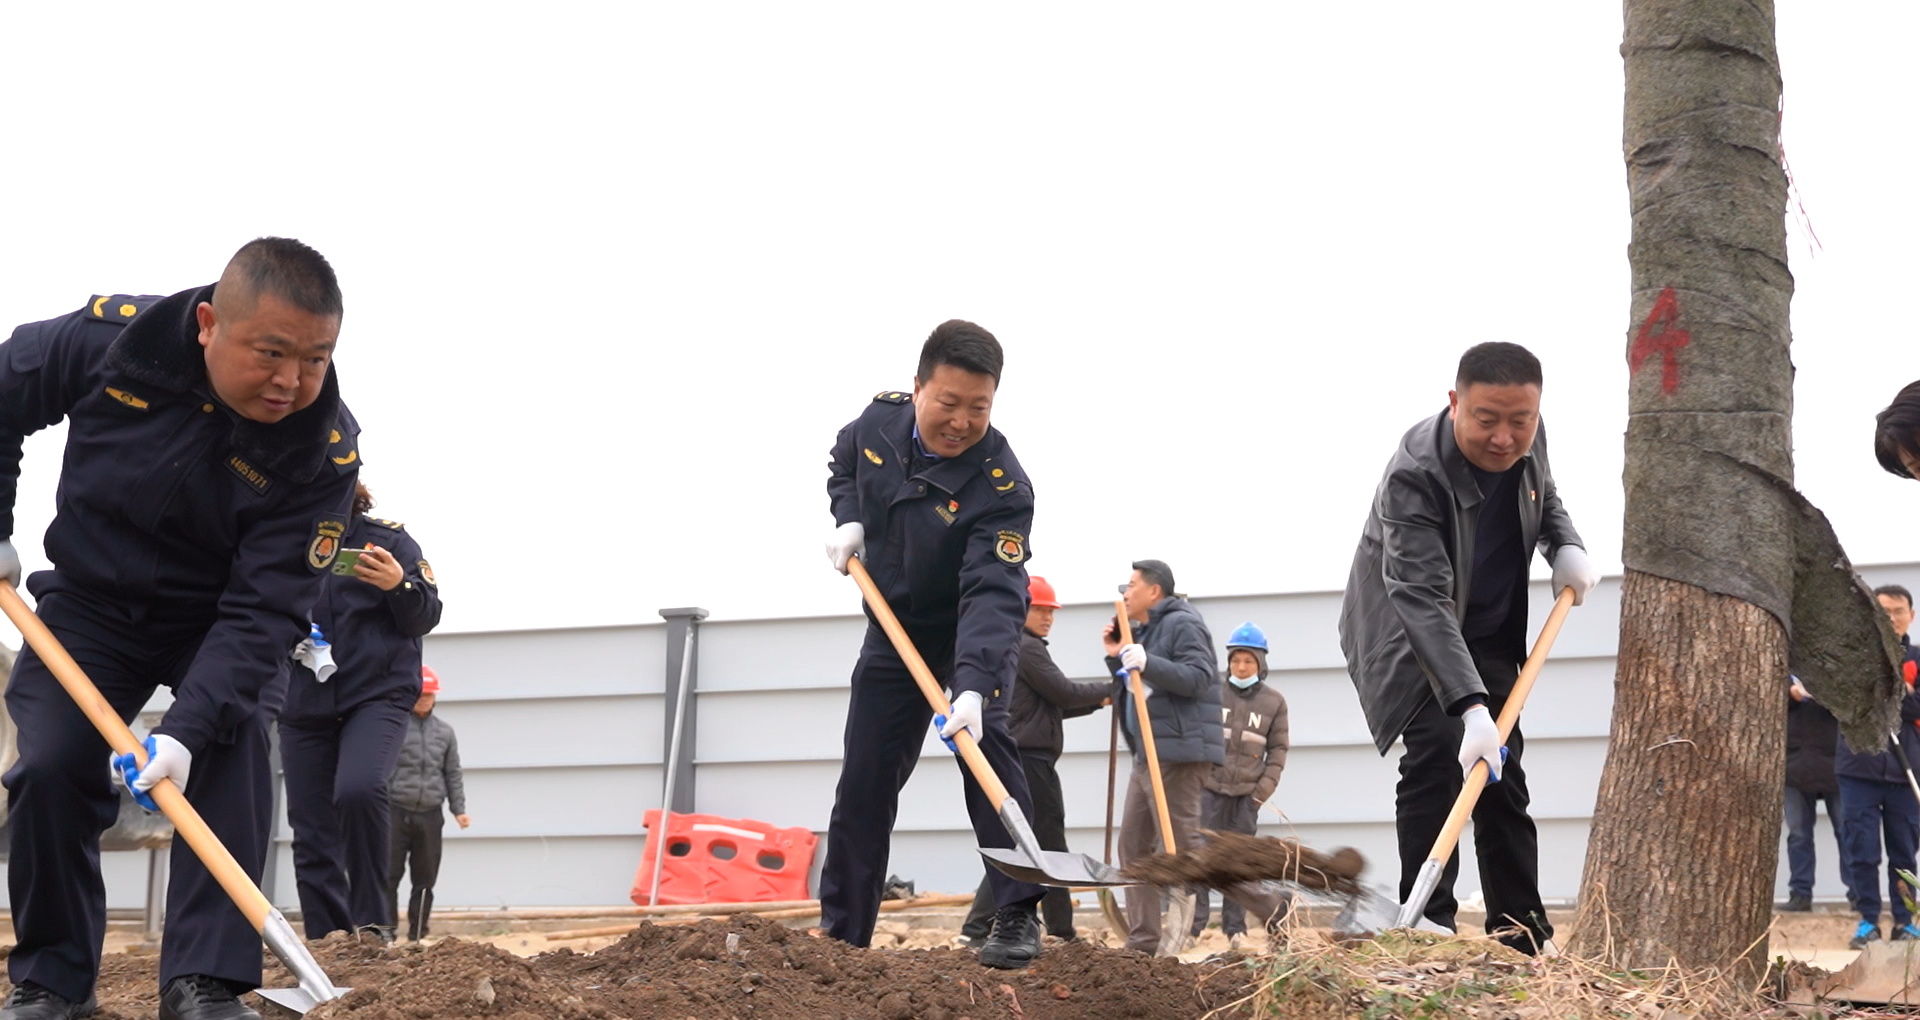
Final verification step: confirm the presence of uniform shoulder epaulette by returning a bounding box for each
[981,455,1024,495]
[367,517,405,531]
[84,294,154,324]
[327,425,360,473]
[872,390,911,404]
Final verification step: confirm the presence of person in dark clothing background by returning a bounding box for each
[958,575,1109,944]
[278,482,443,941]
[1782,670,1847,912]
[387,666,468,942]
[1337,342,1598,956]
[1834,585,1920,949]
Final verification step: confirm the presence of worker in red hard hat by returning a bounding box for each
[386,663,468,941]
[957,575,1111,945]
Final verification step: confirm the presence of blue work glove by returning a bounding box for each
[112,734,191,812]
[932,690,984,753]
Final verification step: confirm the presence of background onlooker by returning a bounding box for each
[1104,559,1224,957]
[1190,622,1289,950]
[1783,671,1846,912]
[1835,585,1920,948]
[387,666,469,942]
[958,576,1110,945]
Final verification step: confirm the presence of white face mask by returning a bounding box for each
[1229,674,1261,690]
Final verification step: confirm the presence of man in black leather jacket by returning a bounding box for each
[1338,342,1598,955]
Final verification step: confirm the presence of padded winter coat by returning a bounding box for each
[1203,678,1288,802]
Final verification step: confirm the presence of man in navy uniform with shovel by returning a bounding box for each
[820,319,1048,970]
[0,239,359,1020]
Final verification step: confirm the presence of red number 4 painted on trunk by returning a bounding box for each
[1629,287,1689,394]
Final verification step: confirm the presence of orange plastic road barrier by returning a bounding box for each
[630,810,818,906]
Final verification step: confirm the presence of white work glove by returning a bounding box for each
[1119,643,1146,674]
[935,690,984,750]
[112,734,191,812]
[291,622,337,683]
[1550,545,1600,607]
[0,539,19,587]
[1456,705,1504,783]
[825,522,865,575]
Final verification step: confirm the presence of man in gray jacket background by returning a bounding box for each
[1104,559,1224,956]
[387,665,469,942]
[1339,342,1598,954]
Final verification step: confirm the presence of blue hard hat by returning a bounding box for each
[1225,621,1268,652]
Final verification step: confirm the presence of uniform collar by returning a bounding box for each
[106,284,345,484]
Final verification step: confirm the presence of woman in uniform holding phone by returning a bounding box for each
[278,481,444,940]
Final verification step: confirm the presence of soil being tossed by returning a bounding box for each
[1120,831,1367,895]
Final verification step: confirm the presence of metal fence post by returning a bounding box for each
[658,607,709,815]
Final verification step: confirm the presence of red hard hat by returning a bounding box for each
[1028,575,1061,609]
[421,665,441,695]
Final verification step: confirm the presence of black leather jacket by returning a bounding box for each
[1339,410,1584,753]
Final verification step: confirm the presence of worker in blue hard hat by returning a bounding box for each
[1189,622,1291,950]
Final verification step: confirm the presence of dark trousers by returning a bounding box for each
[1783,785,1846,900]
[1837,774,1920,926]
[388,806,445,941]
[1395,653,1551,954]
[1192,789,1261,936]
[820,626,1046,948]
[3,590,274,1002]
[962,750,1076,940]
[279,691,411,938]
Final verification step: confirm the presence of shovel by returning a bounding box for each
[1113,604,1195,954]
[1097,706,1129,934]
[845,559,1125,888]
[0,582,348,1015]
[1375,586,1577,935]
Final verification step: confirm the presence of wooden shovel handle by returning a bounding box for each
[1115,603,1179,854]
[846,559,1012,809]
[0,582,273,932]
[1420,586,1576,866]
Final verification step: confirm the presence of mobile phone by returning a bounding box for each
[331,548,369,575]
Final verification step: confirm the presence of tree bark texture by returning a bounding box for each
[1572,0,1795,976]
[1575,571,1784,975]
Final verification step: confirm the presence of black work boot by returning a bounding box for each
[978,904,1042,970]
[158,976,260,1020]
[0,983,96,1019]
[1782,893,1812,912]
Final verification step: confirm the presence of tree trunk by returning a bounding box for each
[1571,0,1793,977]
[1575,572,1785,974]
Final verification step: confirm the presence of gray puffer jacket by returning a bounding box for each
[390,710,466,815]
[1106,597,1225,766]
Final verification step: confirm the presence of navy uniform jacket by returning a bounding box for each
[827,391,1034,700]
[283,515,442,719]
[0,286,360,754]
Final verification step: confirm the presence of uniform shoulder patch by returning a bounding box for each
[327,425,360,472]
[85,295,154,323]
[417,559,437,586]
[308,517,347,572]
[995,530,1028,564]
[872,390,911,404]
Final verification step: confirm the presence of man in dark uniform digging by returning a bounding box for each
[820,319,1048,969]
[0,238,359,1020]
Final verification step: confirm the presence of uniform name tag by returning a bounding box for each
[227,455,271,494]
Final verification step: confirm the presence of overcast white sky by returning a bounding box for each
[0,3,1910,636]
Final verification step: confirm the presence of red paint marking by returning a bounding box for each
[1629,287,1689,394]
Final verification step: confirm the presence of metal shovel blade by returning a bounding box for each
[256,910,350,1015]
[979,799,1130,887]
[1331,887,1454,937]
[980,846,1129,887]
